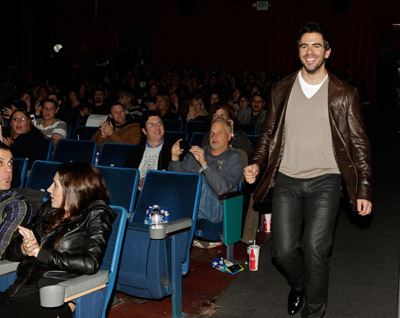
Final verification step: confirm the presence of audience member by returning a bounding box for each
[169,118,243,223]
[34,99,68,148]
[202,103,252,158]
[1,110,49,168]
[124,110,173,190]
[185,97,209,121]
[0,142,32,259]
[88,87,109,115]
[118,91,146,119]
[156,94,177,120]
[91,102,141,150]
[237,91,267,132]
[2,162,114,317]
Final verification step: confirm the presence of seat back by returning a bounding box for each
[13,158,28,188]
[238,123,257,136]
[116,170,202,299]
[164,131,188,143]
[25,160,62,192]
[97,143,138,167]
[163,119,183,132]
[190,131,205,147]
[70,205,128,318]
[52,139,97,164]
[185,120,207,138]
[72,125,99,140]
[96,166,139,213]
[248,134,259,152]
[45,138,53,161]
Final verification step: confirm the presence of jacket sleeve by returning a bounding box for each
[36,207,115,275]
[203,150,243,195]
[109,123,142,145]
[91,129,107,150]
[251,87,278,173]
[347,87,373,201]
[0,199,31,259]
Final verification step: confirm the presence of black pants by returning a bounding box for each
[0,291,71,318]
[271,172,341,318]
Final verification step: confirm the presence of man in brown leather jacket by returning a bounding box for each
[244,22,372,318]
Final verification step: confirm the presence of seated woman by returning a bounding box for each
[184,97,209,122]
[1,162,115,318]
[202,103,253,158]
[0,110,49,169]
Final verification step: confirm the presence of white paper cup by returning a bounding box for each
[263,213,272,233]
[40,285,66,308]
[249,245,260,271]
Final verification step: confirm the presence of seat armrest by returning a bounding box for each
[39,270,109,307]
[219,191,243,201]
[165,218,192,235]
[0,260,19,275]
[149,218,192,240]
[59,270,109,299]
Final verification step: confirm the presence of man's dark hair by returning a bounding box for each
[42,99,58,109]
[141,110,163,130]
[297,22,331,50]
[0,142,11,153]
[251,91,265,101]
[110,102,125,111]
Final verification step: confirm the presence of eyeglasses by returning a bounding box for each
[12,117,26,122]
[147,121,164,128]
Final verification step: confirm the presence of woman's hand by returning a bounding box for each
[3,137,13,146]
[18,226,40,258]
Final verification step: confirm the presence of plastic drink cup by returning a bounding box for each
[249,245,260,271]
[263,214,272,233]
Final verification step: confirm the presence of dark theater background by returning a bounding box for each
[0,0,398,102]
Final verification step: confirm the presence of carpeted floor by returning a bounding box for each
[211,131,400,318]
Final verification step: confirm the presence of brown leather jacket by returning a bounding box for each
[251,71,373,211]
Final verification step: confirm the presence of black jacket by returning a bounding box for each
[5,200,115,298]
[124,137,173,171]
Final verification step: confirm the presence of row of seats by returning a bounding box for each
[1,166,205,318]
[72,120,258,140]
[30,133,259,168]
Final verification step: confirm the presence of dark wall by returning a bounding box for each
[1,0,399,101]
[151,0,378,100]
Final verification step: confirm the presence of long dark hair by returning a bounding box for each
[43,162,110,235]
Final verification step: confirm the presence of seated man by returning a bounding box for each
[117,91,146,119]
[0,143,32,259]
[92,102,142,150]
[237,91,267,133]
[35,99,68,148]
[169,118,243,223]
[124,110,173,190]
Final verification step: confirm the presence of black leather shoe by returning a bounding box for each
[288,288,304,316]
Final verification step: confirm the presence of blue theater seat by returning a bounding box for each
[116,170,202,317]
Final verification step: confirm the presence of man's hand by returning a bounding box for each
[357,199,372,216]
[171,139,184,161]
[18,226,40,258]
[244,164,260,184]
[100,121,113,138]
[189,146,206,167]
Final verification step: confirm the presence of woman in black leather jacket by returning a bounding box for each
[1,162,115,318]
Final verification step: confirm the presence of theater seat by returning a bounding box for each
[116,170,202,317]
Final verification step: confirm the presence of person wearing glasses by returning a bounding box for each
[0,110,48,169]
[124,110,173,190]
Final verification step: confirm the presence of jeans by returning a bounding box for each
[197,175,223,223]
[271,172,341,318]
